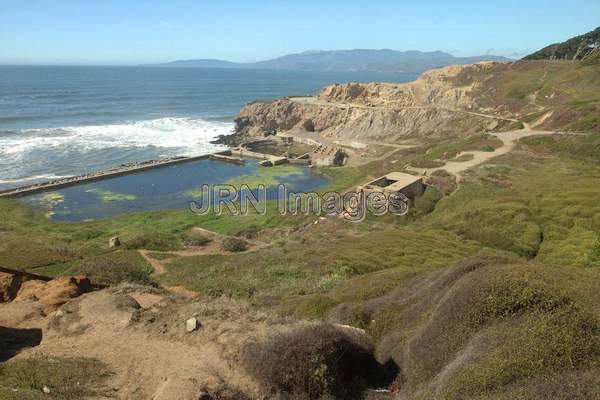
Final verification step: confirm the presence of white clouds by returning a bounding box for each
[159,20,171,29]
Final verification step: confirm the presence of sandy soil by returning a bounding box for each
[0,288,302,399]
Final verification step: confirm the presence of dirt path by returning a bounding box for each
[289,96,519,122]
[406,124,567,182]
[138,249,167,274]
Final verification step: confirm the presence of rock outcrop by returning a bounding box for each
[0,272,21,303]
[1,274,94,313]
[234,62,511,141]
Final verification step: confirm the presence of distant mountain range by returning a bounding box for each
[145,49,512,74]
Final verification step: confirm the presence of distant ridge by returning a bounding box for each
[145,49,512,74]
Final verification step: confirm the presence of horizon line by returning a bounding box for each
[0,48,519,68]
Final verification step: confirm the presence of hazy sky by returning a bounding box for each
[1,0,599,65]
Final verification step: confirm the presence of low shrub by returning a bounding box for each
[75,254,156,286]
[236,224,260,240]
[293,295,339,320]
[413,186,444,216]
[221,237,248,252]
[410,159,446,168]
[181,230,212,247]
[243,324,397,399]
[122,233,180,251]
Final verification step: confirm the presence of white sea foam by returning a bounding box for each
[0,117,233,158]
[0,174,73,184]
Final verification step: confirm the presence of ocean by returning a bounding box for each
[0,66,417,190]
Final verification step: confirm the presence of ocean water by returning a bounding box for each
[0,66,417,190]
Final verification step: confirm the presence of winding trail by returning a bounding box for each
[289,97,581,182]
[138,227,273,275]
[289,96,520,123]
[406,122,578,182]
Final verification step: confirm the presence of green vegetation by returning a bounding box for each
[316,166,366,193]
[524,26,600,61]
[72,250,156,286]
[225,164,304,190]
[221,236,248,252]
[508,121,525,130]
[522,133,600,162]
[159,225,482,305]
[455,58,600,133]
[424,136,600,265]
[366,258,600,400]
[0,194,314,272]
[121,232,181,251]
[410,159,445,168]
[406,134,504,169]
[146,251,179,261]
[85,188,137,202]
[0,355,112,399]
[36,250,155,285]
[244,324,391,399]
[180,229,212,246]
[40,192,64,217]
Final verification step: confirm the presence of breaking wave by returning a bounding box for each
[0,117,233,158]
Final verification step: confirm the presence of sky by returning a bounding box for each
[0,0,599,65]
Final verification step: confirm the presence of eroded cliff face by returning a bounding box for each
[317,63,489,108]
[235,62,508,141]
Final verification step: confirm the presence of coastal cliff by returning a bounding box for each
[234,62,510,141]
[234,60,600,141]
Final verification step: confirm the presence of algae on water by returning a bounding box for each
[225,165,305,190]
[185,165,306,197]
[86,188,137,202]
[41,192,65,217]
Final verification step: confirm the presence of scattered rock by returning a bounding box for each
[186,317,199,332]
[42,385,51,394]
[0,272,23,303]
[109,236,121,248]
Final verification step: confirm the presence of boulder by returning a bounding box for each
[109,236,121,248]
[186,317,199,332]
[0,272,22,302]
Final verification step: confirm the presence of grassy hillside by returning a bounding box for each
[453,60,600,132]
[524,26,600,61]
